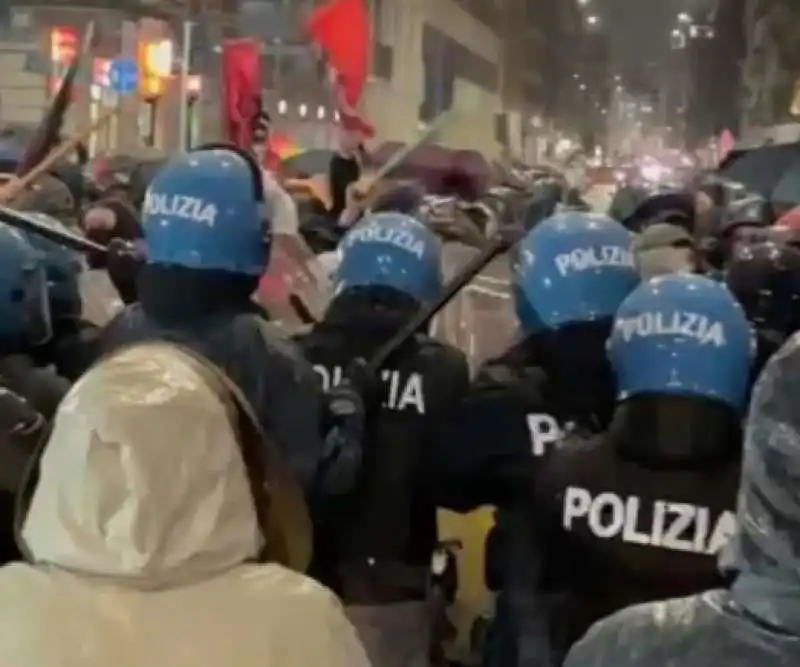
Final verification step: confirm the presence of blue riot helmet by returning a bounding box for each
[0,225,52,349]
[19,213,82,320]
[333,212,443,304]
[513,211,639,333]
[142,147,269,275]
[608,274,753,411]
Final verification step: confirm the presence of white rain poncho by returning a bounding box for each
[0,343,369,667]
[563,334,800,667]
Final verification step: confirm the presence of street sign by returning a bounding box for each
[109,58,137,95]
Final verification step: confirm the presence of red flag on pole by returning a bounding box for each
[220,39,262,150]
[306,0,374,139]
[719,128,735,162]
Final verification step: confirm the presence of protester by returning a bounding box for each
[633,222,700,279]
[702,194,772,271]
[564,332,800,667]
[726,240,800,376]
[0,343,370,667]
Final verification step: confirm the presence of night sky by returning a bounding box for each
[595,0,706,66]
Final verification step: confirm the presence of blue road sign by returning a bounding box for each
[109,58,138,95]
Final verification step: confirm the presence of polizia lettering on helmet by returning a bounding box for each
[614,311,726,347]
[562,486,736,555]
[554,245,634,276]
[345,224,425,260]
[313,364,426,414]
[144,193,218,227]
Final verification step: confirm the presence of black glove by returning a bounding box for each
[314,362,368,497]
[0,387,44,437]
[0,386,45,494]
[106,238,144,304]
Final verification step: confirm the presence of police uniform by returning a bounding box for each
[98,148,331,491]
[464,212,641,667]
[297,313,468,603]
[532,431,739,654]
[524,274,753,661]
[302,210,469,667]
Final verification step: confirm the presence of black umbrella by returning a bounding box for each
[719,143,800,209]
[280,149,335,178]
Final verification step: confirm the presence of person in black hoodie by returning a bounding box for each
[294,209,469,667]
[98,146,363,495]
[531,274,752,664]
[443,211,640,667]
[725,239,800,377]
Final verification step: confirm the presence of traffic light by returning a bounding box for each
[138,39,173,100]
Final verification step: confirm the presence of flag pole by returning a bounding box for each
[178,20,194,151]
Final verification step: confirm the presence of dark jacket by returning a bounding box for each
[99,265,326,489]
[564,338,800,667]
[294,292,469,598]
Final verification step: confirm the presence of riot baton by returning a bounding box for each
[0,203,326,328]
[0,204,105,254]
[362,232,512,378]
[309,233,513,500]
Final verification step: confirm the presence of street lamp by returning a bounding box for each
[577,0,589,5]
[677,12,692,24]
[586,15,600,26]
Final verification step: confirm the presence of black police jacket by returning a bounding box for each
[532,427,740,659]
[99,265,327,490]
[441,338,612,513]
[294,304,469,580]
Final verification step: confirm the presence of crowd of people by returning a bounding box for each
[0,123,796,667]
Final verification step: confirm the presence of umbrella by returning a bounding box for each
[718,143,800,209]
[442,149,491,199]
[280,149,335,178]
[369,143,453,189]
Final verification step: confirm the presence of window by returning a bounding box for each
[422,25,496,99]
[421,26,455,120]
[452,0,495,28]
[373,43,393,80]
[453,41,497,92]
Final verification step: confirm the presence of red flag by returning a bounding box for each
[306,0,374,138]
[220,39,262,150]
[719,129,735,161]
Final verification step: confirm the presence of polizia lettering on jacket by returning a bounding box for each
[526,413,564,456]
[562,486,736,555]
[314,365,426,414]
[614,311,726,347]
[554,245,634,276]
[143,193,218,227]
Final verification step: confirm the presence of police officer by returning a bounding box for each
[0,225,58,561]
[12,212,102,382]
[295,211,469,667]
[448,212,640,667]
[0,223,70,418]
[457,212,641,496]
[99,146,360,492]
[531,274,752,662]
[725,240,800,376]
